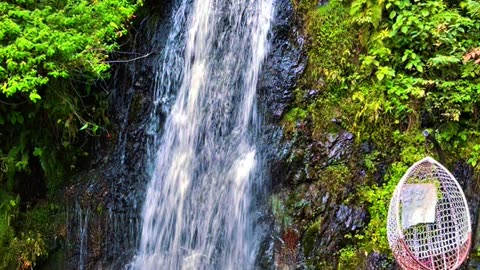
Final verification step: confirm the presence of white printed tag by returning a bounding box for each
[401,183,437,230]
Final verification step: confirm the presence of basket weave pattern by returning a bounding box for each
[387,157,471,270]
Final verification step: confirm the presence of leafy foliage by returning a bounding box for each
[0,0,140,101]
[350,0,480,145]
[300,0,359,94]
[347,0,480,263]
[0,0,141,268]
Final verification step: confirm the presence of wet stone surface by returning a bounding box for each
[65,0,175,268]
[257,0,306,123]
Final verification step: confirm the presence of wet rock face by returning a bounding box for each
[325,132,354,161]
[65,0,175,268]
[257,0,306,123]
[299,137,368,265]
[262,117,373,268]
[256,0,307,191]
[254,0,308,267]
[66,0,307,268]
[336,205,367,232]
[365,252,395,270]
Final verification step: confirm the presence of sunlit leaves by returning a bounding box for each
[462,0,480,18]
[428,55,461,68]
[376,66,395,81]
[351,0,480,132]
[28,91,41,102]
[0,0,140,101]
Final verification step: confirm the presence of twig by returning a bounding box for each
[106,51,154,63]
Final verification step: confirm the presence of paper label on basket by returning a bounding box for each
[400,183,437,230]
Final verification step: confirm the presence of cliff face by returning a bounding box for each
[64,0,306,268]
[63,0,480,269]
[65,1,176,268]
[266,0,480,269]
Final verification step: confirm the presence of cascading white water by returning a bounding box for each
[132,0,274,269]
[77,204,89,270]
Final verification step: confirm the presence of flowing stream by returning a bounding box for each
[132,0,274,269]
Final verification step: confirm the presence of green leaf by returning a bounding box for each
[377,72,385,81]
[17,114,24,125]
[416,64,424,73]
[33,147,43,157]
[109,22,118,29]
[389,11,396,19]
[428,55,460,67]
[29,91,41,102]
[80,123,88,131]
[469,158,478,167]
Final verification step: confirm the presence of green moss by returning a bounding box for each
[338,246,365,269]
[322,164,351,189]
[22,203,65,245]
[352,132,428,254]
[311,260,336,270]
[303,218,322,257]
[96,203,105,214]
[308,100,342,138]
[271,195,293,229]
[0,192,17,241]
[302,0,358,93]
[283,107,308,132]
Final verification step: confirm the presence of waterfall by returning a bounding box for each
[132,0,274,269]
[77,204,89,270]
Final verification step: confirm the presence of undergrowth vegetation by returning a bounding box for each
[283,0,480,267]
[0,0,141,268]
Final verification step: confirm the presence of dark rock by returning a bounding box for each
[331,118,342,125]
[373,163,388,185]
[317,0,330,8]
[255,0,309,267]
[322,193,329,205]
[257,0,306,123]
[65,0,175,268]
[327,133,337,144]
[327,131,354,162]
[256,235,276,270]
[360,142,373,154]
[258,0,307,190]
[335,205,367,232]
[365,252,396,270]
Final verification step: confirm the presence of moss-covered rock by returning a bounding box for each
[270,0,480,269]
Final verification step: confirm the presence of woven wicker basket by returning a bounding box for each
[387,157,471,270]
